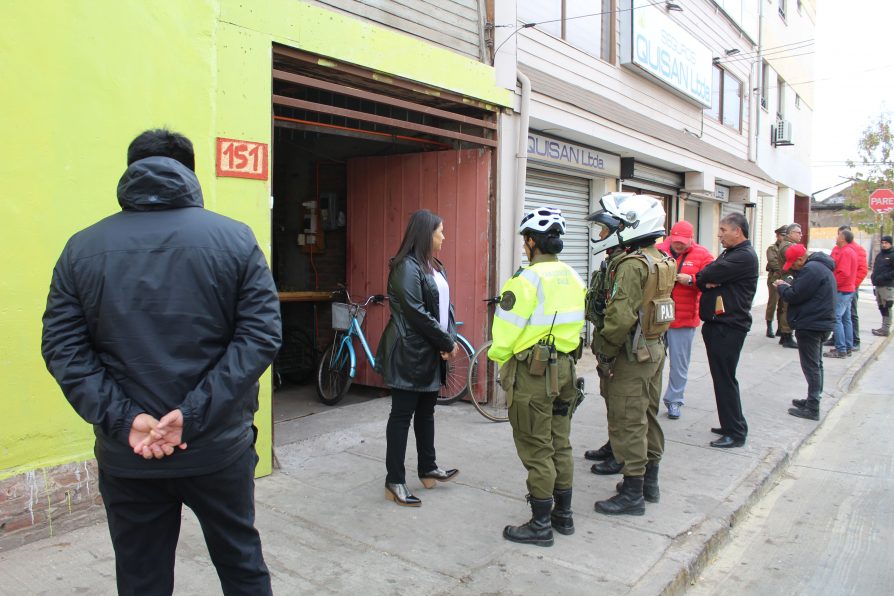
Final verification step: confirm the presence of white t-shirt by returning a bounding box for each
[432,270,450,332]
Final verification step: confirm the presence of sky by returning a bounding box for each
[811,1,894,199]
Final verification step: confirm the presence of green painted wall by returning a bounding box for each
[0,0,507,481]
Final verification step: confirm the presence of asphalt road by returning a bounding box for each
[687,340,894,595]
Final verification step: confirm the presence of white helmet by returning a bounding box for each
[588,192,666,254]
[518,206,566,235]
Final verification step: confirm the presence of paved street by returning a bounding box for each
[0,292,888,595]
[688,328,894,595]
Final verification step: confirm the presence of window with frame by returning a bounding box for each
[760,60,769,110]
[778,0,787,20]
[795,94,801,109]
[777,75,785,120]
[705,65,742,131]
[518,0,612,60]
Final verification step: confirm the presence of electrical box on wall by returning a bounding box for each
[319,191,346,231]
[298,199,325,253]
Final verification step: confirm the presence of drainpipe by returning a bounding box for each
[514,70,531,271]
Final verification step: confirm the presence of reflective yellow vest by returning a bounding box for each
[488,254,586,364]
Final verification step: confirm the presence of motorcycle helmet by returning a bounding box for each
[588,192,666,254]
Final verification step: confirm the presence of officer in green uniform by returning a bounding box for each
[588,193,676,516]
[777,223,801,348]
[583,248,625,475]
[765,225,788,338]
[488,206,586,547]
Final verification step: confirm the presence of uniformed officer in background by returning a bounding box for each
[776,224,801,348]
[588,193,675,516]
[488,206,586,547]
[765,225,788,338]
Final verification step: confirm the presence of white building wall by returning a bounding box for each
[755,0,815,196]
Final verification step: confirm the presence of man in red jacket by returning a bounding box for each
[827,225,868,351]
[826,228,858,358]
[657,221,714,419]
[842,226,868,350]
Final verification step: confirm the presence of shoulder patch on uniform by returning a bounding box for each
[500,291,517,311]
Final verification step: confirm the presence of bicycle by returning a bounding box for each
[315,287,474,406]
[466,296,510,422]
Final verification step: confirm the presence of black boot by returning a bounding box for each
[766,321,774,338]
[550,488,574,536]
[781,334,798,349]
[615,462,660,503]
[503,496,554,546]
[591,456,623,475]
[584,441,613,461]
[595,476,645,516]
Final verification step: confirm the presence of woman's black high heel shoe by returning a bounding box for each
[385,482,421,506]
[419,468,459,489]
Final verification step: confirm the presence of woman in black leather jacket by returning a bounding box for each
[376,209,460,506]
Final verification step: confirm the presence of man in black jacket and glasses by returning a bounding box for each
[695,213,758,449]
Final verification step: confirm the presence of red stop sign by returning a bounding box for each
[870,188,894,213]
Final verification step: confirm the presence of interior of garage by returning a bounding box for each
[269,47,496,426]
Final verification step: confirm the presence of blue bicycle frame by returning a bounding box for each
[333,314,376,379]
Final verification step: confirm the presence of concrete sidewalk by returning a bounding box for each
[1,290,888,595]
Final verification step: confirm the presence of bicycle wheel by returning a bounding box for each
[274,328,317,388]
[316,336,353,405]
[467,340,509,422]
[437,335,473,405]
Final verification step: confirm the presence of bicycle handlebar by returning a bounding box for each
[483,294,502,305]
[333,285,385,308]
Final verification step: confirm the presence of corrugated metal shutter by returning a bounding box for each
[524,169,591,282]
[721,201,746,219]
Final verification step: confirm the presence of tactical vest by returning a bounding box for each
[617,249,677,339]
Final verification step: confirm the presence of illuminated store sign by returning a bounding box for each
[620,0,713,107]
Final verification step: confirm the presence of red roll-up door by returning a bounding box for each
[346,149,492,387]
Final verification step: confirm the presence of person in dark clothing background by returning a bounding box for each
[41,129,282,595]
[376,209,460,507]
[695,213,759,449]
[774,244,837,421]
[871,235,894,336]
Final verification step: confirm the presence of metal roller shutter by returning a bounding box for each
[720,201,746,219]
[524,169,591,282]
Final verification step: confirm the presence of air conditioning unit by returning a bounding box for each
[773,120,794,146]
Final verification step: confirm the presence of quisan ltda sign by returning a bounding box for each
[527,134,621,178]
[619,0,713,107]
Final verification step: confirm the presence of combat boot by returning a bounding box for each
[872,315,890,336]
[615,462,659,503]
[595,476,645,516]
[781,333,798,349]
[550,488,574,536]
[503,496,554,546]
[766,321,774,338]
[591,456,623,475]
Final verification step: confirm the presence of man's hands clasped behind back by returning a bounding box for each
[128,410,187,460]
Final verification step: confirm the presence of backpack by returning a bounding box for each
[618,249,677,339]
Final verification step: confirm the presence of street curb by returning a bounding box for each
[643,332,892,596]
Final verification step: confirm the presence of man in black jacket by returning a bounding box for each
[871,235,894,336]
[41,129,281,595]
[695,213,758,448]
[775,245,837,420]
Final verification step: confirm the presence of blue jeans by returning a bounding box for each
[663,327,696,406]
[834,291,854,353]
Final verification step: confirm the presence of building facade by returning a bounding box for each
[490,0,814,285]
[1,0,508,546]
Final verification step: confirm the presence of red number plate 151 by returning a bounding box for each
[216,137,269,180]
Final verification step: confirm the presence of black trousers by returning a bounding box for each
[850,291,861,346]
[98,446,271,596]
[702,323,748,441]
[795,329,827,405]
[385,389,438,484]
